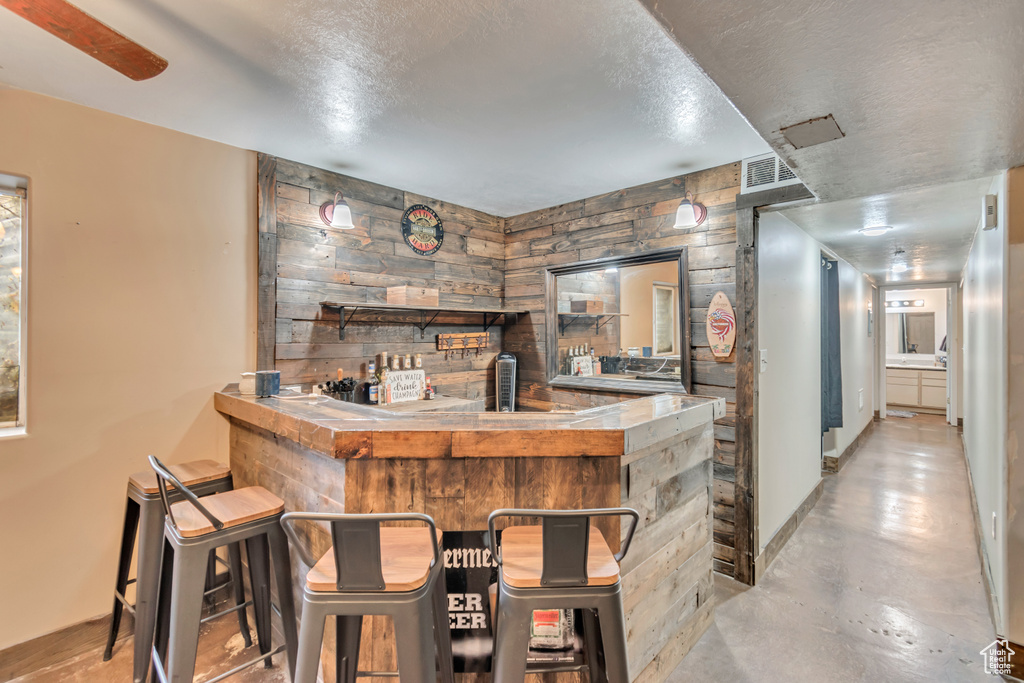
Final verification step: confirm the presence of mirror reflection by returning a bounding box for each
[555,260,683,382]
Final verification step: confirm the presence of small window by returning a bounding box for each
[0,184,25,430]
[653,283,678,356]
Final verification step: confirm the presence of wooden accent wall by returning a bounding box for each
[502,162,741,577]
[259,154,507,406]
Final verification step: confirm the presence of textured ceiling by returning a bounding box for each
[639,0,1024,204]
[0,0,769,216]
[778,177,995,284]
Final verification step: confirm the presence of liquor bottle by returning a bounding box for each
[378,354,390,405]
[392,353,401,372]
[404,354,412,370]
[367,362,379,404]
[590,348,598,375]
[415,353,422,369]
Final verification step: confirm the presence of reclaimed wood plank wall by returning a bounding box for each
[261,153,507,406]
[502,162,740,577]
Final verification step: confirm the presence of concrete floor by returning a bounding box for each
[666,414,998,682]
[13,414,998,682]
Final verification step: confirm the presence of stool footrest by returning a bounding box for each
[199,599,252,625]
[151,643,285,683]
[112,591,136,615]
[356,671,400,678]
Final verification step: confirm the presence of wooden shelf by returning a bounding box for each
[319,301,525,340]
[557,312,628,335]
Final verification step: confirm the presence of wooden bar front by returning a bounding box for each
[217,389,722,683]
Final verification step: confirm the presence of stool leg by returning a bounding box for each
[596,593,629,683]
[267,523,299,678]
[226,542,253,647]
[581,608,607,683]
[103,496,140,661]
[165,545,209,683]
[245,533,273,665]
[430,571,455,683]
[394,600,436,683]
[490,590,532,683]
[293,601,326,683]
[132,498,167,683]
[152,538,174,682]
[336,615,362,683]
[204,550,218,610]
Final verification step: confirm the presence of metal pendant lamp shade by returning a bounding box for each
[673,192,707,229]
[319,191,355,229]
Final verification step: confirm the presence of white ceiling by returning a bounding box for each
[640,0,1024,282]
[778,177,995,284]
[639,0,1024,204]
[0,0,769,217]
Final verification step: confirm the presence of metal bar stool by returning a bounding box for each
[487,508,640,683]
[280,512,455,683]
[148,456,298,683]
[103,459,251,683]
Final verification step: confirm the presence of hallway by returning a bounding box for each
[667,415,997,682]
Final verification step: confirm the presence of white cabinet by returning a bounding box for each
[886,368,946,410]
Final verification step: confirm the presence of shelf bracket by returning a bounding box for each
[417,310,441,339]
[483,312,503,332]
[595,315,612,333]
[559,315,581,336]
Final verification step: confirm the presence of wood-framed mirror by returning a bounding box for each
[545,247,692,393]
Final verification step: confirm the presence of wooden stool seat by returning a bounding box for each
[169,487,284,538]
[129,459,230,494]
[307,527,443,592]
[500,525,619,588]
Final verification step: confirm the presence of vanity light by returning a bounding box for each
[319,191,355,229]
[912,299,925,307]
[673,192,707,229]
[859,225,893,237]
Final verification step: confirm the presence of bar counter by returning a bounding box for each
[216,387,723,682]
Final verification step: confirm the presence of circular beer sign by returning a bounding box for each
[401,204,444,256]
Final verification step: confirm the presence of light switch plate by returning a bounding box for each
[759,349,768,373]
[993,512,998,539]
[859,388,864,410]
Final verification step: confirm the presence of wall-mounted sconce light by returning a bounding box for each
[319,191,355,229]
[673,192,708,229]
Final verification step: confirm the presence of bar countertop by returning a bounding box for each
[215,387,724,460]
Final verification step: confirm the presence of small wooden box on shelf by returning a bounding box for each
[386,286,439,307]
[570,300,603,313]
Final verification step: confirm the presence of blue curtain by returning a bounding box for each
[821,258,843,432]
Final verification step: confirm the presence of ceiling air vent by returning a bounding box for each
[740,153,801,194]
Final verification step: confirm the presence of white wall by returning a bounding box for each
[757,213,823,550]
[962,172,1008,633]
[831,260,875,457]
[0,90,255,649]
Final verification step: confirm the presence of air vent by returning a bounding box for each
[740,153,802,194]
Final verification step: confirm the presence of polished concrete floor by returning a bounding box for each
[14,414,997,682]
[667,414,998,682]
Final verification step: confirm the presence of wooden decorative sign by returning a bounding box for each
[706,291,736,358]
[401,204,444,255]
[383,369,425,403]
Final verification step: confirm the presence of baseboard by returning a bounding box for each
[961,433,1002,637]
[0,611,127,682]
[1008,639,1024,680]
[823,419,875,474]
[753,479,824,584]
[873,409,881,421]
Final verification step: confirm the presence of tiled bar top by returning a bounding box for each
[215,387,724,459]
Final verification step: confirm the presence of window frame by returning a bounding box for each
[652,281,679,356]
[0,184,27,436]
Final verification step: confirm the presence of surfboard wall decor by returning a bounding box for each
[706,291,736,358]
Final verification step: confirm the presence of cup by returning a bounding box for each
[239,372,256,396]
[255,370,281,397]
[642,347,653,357]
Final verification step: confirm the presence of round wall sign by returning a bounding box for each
[401,205,444,255]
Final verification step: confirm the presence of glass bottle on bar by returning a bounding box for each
[392,353,401,372]
[377,353,390,405]
[367,362,379,404]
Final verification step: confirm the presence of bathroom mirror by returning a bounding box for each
[887,312,936,354]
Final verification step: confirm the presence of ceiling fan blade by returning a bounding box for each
[0,0,167,81]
